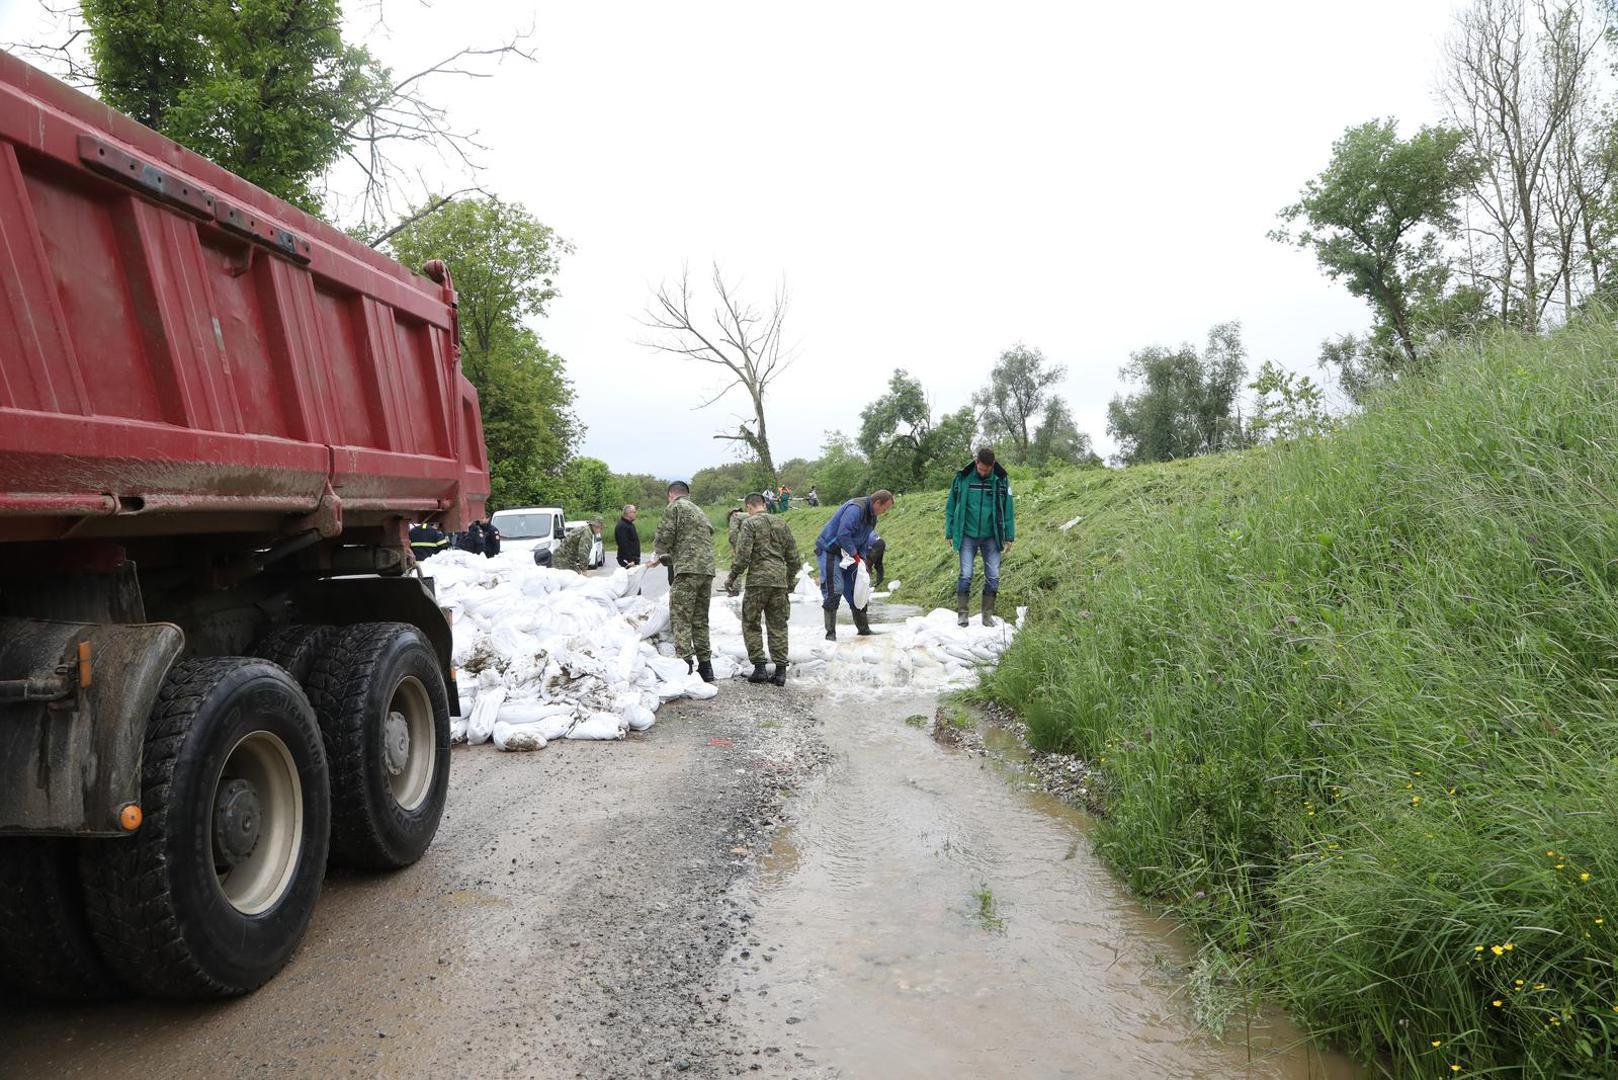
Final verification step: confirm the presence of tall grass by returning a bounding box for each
[988,321,1618,1077]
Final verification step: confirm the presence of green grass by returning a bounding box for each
[972,883,1007,933]
[709,457,1246,611]
[985,319,1618,1077]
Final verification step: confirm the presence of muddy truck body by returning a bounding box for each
[0,54,489,999]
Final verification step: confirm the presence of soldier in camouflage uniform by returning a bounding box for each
[726,493,800,685]
[651,481,717,683]
[555,518,600,574]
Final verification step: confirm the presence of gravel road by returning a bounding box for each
[0,681,830,1080]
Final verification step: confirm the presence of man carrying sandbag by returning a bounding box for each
[946,445,1015,627]
[814,489,894,640]
[556,518,601,574]
[650,481,717,683]
[727,492,801,685]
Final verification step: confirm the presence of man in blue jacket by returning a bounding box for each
[946,446,1016,627]
[814,489,894,640]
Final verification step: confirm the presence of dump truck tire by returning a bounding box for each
[0,838,124,1001]
[306,623,450,870]
[79,659,330,998]
[250,623,338,686]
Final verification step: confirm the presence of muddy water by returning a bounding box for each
[727,690,1359,1079]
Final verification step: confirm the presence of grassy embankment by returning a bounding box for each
[984,322,1618,1077]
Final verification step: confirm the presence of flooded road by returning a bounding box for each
[724,691,1357,1079]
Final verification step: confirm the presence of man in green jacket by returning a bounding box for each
[555,518,600,574]
[650,481,717,683]
[945,445,1015,627]
[726,492,801,685]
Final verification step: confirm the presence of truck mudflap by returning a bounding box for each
[0,617,183,836]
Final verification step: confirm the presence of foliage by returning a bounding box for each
[858,370,979,492]
[1247,361,1335,443]
[1026,398,1102,469]
[386,196,571,354]
[1276,119,1478,370]
[973,344,1070,464]
[988,317,1618,1077]
[82,0,382,212]
[466,328,577,512]
[1106,321,1250,465]
[811,431,871,504]
[689,461,765,506]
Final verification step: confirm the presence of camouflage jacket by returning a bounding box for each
[556,524,594,571]
[654,497,716,577]
[728,512,800,591]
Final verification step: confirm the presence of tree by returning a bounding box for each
[1443,0,1606,327]
[1107,321,1251,465]
[23,2,531,229]
[1027,399,1101,469]
[385,196,578,511]
[973,345,1067,463]
[385,196,571,354]
[1276,119,1478,367]
[811,432,870,504]
[643,264,791,486]
[1248,361,1335,443]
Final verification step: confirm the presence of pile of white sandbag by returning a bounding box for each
[427,550,725,753]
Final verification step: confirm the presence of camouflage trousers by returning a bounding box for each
[741,587,791,664]
[669,573,713,661]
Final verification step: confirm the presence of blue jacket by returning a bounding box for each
[815,497,877,558]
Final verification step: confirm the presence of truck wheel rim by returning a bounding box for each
[387,675,436,812]
[213,731,303,916]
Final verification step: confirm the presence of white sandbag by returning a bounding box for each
[449,717,468,744]
[851,559,872,608]
[567,712,627,740]
[682,675,718,700]
[492,720,547,752]
[466,686,506,746]
[621,705,656,731]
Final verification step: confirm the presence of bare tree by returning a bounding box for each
[1442,0,1606,328]
[642,264,791,484]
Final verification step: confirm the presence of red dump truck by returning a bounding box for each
[0,54,489,1000]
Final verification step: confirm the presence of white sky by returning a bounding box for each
[0,0,1465,477]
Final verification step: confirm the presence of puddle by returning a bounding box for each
[729,693,1360,1079]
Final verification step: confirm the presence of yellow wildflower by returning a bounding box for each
[1491,945,1505,956]
[1473,945,1484,953]
[1412,795,1422,806]
[1504,943,1515,951]
[1596,918,1604,925]
[1580,872,1591,882]
[1492,1000,1503,1007]
[1432,1040,1442,1048]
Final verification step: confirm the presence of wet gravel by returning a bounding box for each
[0,679,830,1080]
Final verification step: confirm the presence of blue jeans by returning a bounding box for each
[957,536,1001,594]
[818,550,859,612]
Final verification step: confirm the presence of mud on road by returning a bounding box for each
[0,682,830,1080]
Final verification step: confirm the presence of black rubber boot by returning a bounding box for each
[956,588,970,628]
[748,662,770,683]
[770,662,788,686]
[698,660,716,684]
[982,591,998,628]
[852,606,874,637]
[823,607,837,641]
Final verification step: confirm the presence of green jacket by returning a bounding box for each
[654,497,716,577]
[727,512,800,591]
[555,524,595,572]
[945,461,1015,548]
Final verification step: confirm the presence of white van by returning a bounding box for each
[489,506,566,563]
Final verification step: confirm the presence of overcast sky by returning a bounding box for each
[1,0,1464,478]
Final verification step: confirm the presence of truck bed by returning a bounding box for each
[0,52,488,543]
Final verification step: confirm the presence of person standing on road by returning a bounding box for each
[409,521,448,562]
[777,487,791,514]
[726,492,800,685]
[650,481,717,682]
[726,506,744,553]
[946,445,1016,627]
[615,505,641,568]
[556,518,601,574]
[813,490,894,641]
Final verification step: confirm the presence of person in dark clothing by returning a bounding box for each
[945,445,1016,627]
[614,504,642,568]
[482,521,501,557]
[868,533,886,588]
[813,490,894,640]
[409,522,448,562]
[458,520,486,556]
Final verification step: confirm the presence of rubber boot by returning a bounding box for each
[685,656,694,674]
[982,591,998,628]
[956,588,970,628]
[748,662,770,684]
[823,607,837,641]
[770,662,788,686]
[852,606,874,637]
[698,659,716,684]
